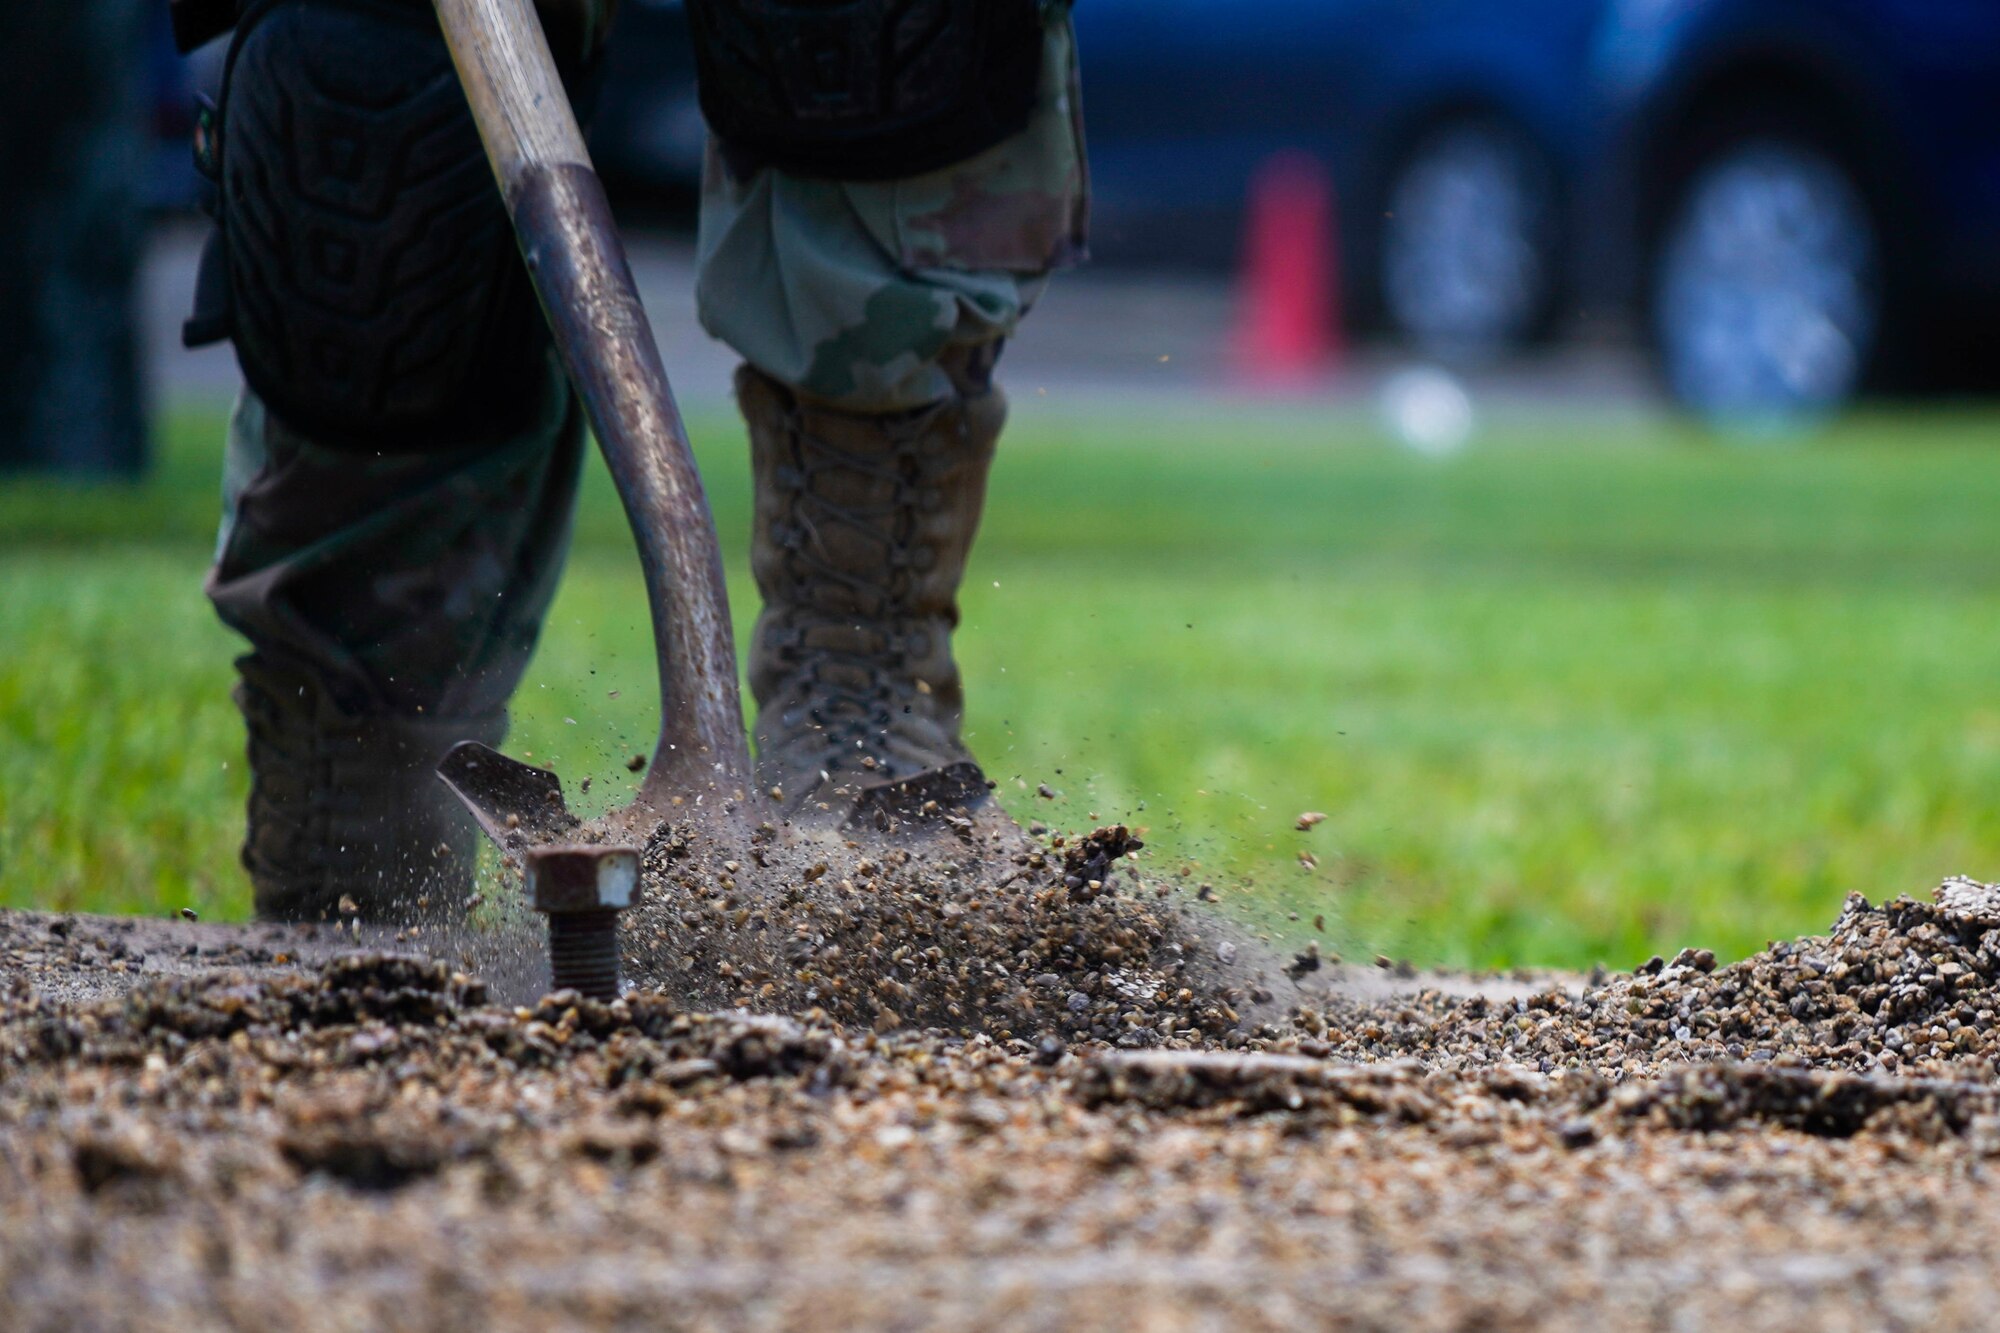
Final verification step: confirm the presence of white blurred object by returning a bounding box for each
[1379,366,1475,456]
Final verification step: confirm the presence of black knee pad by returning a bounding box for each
[686,0,1046,182]
[187,0,563,451]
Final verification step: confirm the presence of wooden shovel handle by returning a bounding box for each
[433,0,590,184]
[433,0,754,807]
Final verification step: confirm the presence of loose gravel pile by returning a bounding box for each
[618,821,1293,1041]
[12,848,2000,1329]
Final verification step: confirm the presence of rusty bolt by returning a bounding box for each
[524,844,638,1001]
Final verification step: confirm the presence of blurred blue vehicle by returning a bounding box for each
[1073,0,1604,358]
[1578,0,2000,417]
[1073,0,2000,412]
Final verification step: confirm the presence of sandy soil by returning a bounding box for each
[9,839,2000,1331]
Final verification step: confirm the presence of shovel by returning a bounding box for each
[429,0,754,850]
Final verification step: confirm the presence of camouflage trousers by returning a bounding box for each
[209,6,1087,721]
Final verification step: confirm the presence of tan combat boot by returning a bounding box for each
[739,349,1004,822]
[233,652,502,922]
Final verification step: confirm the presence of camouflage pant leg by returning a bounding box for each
[207,357,584,720]
[693,11,1089,413]
[203,0,616,719]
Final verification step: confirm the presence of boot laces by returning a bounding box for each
[766,399,952,754]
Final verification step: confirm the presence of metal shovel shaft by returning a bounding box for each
[433,0,752,804]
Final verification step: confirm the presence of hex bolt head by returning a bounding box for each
[524,845,638,1001]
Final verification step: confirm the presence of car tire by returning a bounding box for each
[1379,117,1561,360]
[1647,118,1896,422]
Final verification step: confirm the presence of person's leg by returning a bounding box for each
[193,0,612,920]
[209,382,582,923]
[690,3,1089,818]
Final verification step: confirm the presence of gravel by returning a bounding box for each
[11,832,2000,1330]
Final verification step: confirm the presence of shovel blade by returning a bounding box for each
[846,761,992,833]
[438,741,579,849]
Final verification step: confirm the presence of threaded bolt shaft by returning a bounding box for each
[525,844,636,1002]
[547,908,622,1000]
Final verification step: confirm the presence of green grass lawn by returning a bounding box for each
[8,395,2000,971]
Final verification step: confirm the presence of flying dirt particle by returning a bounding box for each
[1298,852,1318,871]
[627,755,646,773]
[581,777,593,794]
[1037,784,1056,800]
[338,896,359,916]
[178,908,197,923]
[1296,812,1327,832]
[1313,914,1325,933]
